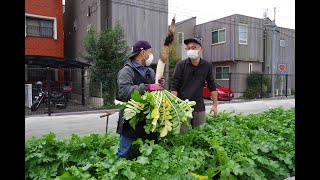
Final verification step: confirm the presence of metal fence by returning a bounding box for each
[25,67,104,116]
[168,70,295,100]
[26,67,295,115]
[215,72,295,99]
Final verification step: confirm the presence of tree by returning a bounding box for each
[82,21,130,108]
[168,39,181,89]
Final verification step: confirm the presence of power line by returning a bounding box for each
[278,31,295,38]
[168,12,267,31]
[70,0,294,31]
[137,0,169,7]
[74,0,295,38]
[168,12,269,29]
[128,0,202,14]
[207,16,267,26]
[168,12,295,39]
[80,0,168,14]
[137,0,200,12]
[111,0,205,14]
[110,0,167,13]
[111,0,201,15]
[89,0,282,31]
[167,10,273,27]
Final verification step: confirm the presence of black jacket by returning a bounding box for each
[170,58,216,111]
[116,60,158,140]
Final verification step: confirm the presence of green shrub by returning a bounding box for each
[244,72,271,99]
[243,88,257,99]
[291,88,295,95]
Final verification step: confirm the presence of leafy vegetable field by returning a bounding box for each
[25,107,295,180]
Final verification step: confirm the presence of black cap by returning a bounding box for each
[130,40,152,58]
[184,38,202,46]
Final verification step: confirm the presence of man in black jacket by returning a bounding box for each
[116,40,164,159]
[171,37,218,132]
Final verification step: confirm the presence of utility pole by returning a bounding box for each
[271,7,277,96]
[262,9,268,73]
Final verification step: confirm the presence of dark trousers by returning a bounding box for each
[116,134,158,160]
[116,134,135,159]
[180,111,206,133]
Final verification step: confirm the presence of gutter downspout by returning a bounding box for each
[262,27,266,73]
[232,18,237,64]
[232,17,238,97]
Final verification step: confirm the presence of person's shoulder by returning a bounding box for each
[119,63,134,75]
[201,59,212,64]
[176,58,188,66]
[119,64,130,71]
[202,59,214,68]
[148,67,155,73]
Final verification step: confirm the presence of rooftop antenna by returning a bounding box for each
[274,7,277,22]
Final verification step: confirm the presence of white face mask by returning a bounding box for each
[145,52,154,66]
[186,50,199,60]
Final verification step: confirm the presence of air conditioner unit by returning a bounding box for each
[274,89,279,96]
[287,89,291,96]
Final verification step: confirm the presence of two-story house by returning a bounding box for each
[175,14,295,97]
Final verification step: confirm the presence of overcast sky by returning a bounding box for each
[168,0,295,29]
[62,0,294,29]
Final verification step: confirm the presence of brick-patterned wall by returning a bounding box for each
[25,0,64,58]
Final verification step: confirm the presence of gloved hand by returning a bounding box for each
[158,76,165,88]
[147,84,163,91]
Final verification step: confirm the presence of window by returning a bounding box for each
[216,66,230,80]
[212,29,226,44]
[239,23,248,45]
[249,63,253,74]
[26,17,54,38]
[177,32,184,45]
[280,39,285,47]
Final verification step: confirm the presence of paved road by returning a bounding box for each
[206,98,295,115]
[25,98,295,139]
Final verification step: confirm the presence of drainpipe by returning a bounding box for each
[232,18,237,64]
[262,27,266,73]
[232,17,238,98]
[81,67,85,106]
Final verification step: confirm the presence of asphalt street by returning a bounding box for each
[25,98,295,139]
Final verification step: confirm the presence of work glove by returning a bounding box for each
[147,84,163,91]
[158,76,165,88]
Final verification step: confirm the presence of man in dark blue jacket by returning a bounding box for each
[116,40,164,159]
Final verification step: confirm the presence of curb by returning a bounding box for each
[25,96,295,117]
[25,109,120,118]
[204,96,295,106]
